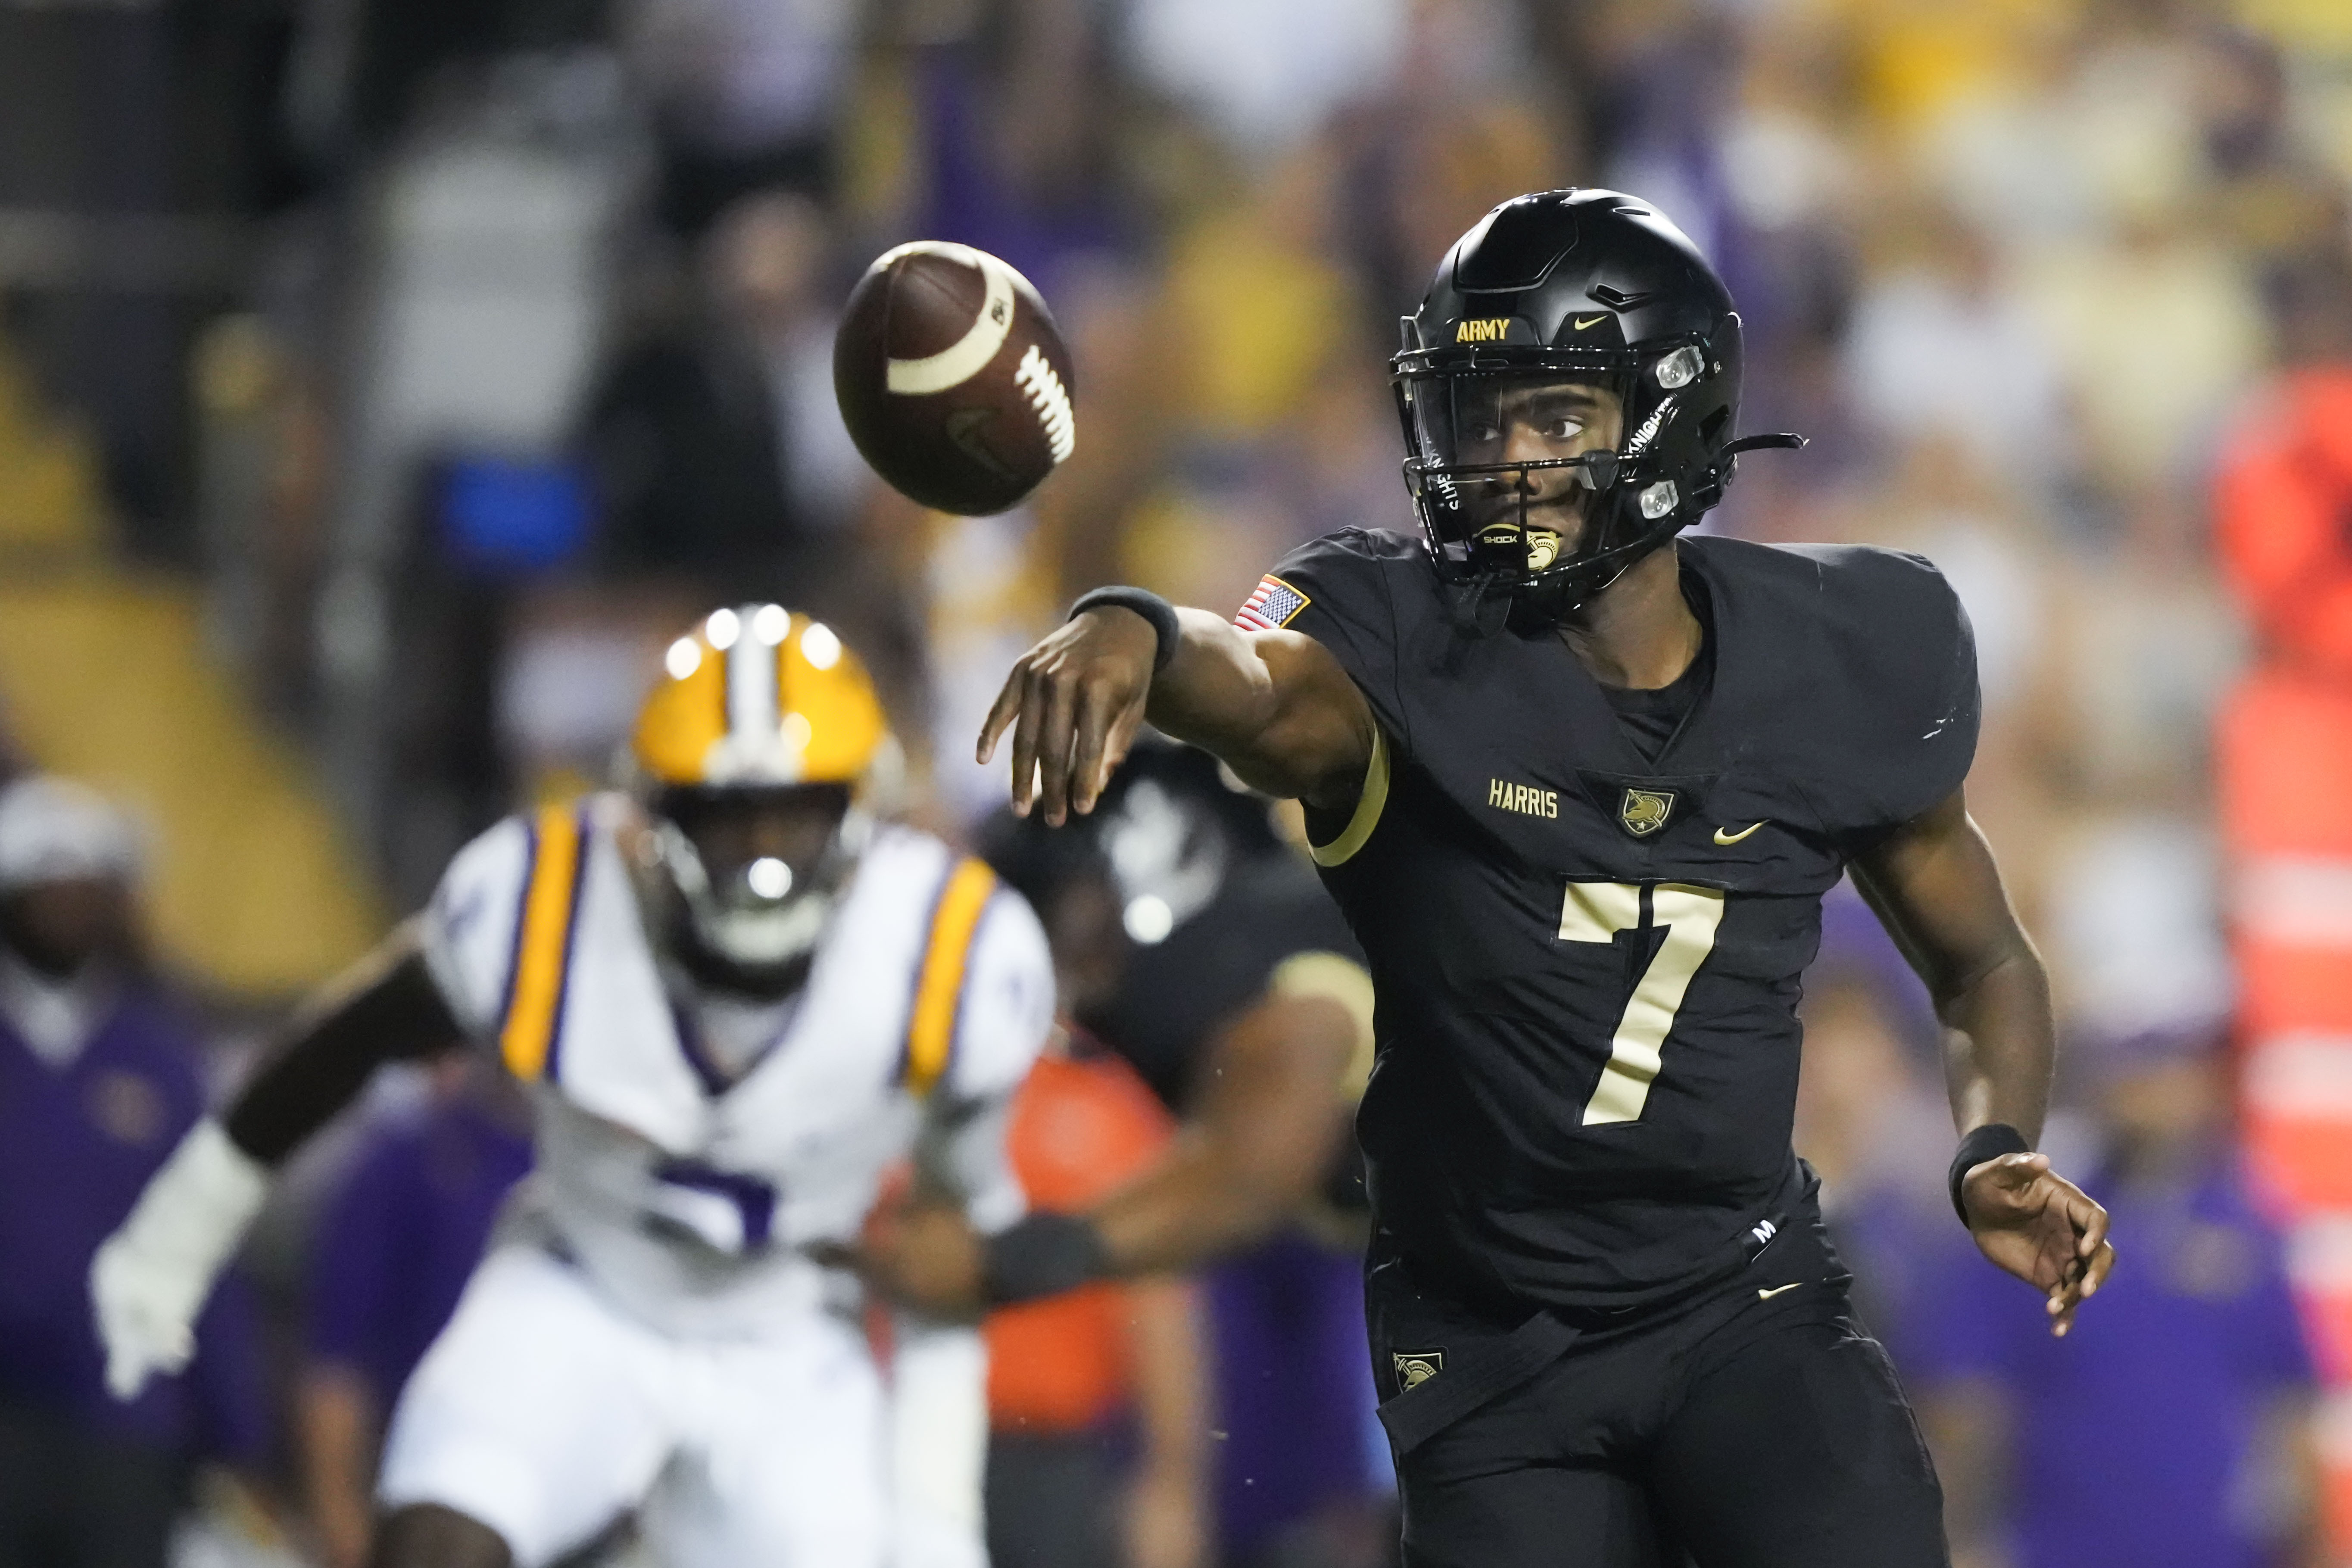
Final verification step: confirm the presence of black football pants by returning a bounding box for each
[1368,1243,1948,1568]
[0,1400,185,1568]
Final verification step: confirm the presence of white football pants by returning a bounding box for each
[378,1244,906,1568]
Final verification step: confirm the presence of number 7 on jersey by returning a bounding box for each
[1558,881,1726,1125]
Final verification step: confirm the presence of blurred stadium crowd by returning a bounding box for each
[5,0,2352,1565]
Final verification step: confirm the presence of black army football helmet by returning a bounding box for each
[1392,189,1800,620]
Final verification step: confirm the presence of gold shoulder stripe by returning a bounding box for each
[902,857,998,1097]
[500,806,586,1083]
[1308,726,1390,868]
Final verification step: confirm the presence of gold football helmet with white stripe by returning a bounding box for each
[630,605,895,991]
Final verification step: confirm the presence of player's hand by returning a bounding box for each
[978,608,1157,825]
[90,1226,203,1398]
[1962,1151,2115,1337]
[824,1200,991,1321]
[89,1120,269,1399]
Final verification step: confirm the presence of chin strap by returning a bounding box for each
[1441,573,1516,639]
[1430,431,1809,640]
[1721,432,1807,456]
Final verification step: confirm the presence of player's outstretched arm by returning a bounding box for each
[1852,789,2115,1337]
[977,599,1375,826]
[91,923,463,1398]
[1085,986,1360,1275]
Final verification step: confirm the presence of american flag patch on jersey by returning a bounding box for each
[1235,575,1310,631]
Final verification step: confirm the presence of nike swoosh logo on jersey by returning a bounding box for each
[1713,821,1765,845]
[1572,313,1608,330]
[1756,1282,1803,1301]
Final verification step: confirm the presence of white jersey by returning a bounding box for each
[418,792,1053,1337]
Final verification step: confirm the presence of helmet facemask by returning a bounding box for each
[646,782,869,996]
[1393,336,1725,621]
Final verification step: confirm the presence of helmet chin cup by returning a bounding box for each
[693,895,835,969]
[1403,445,1670,611]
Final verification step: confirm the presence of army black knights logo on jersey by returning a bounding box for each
[1618,788,1675,838]
[1257,527,1979,1313]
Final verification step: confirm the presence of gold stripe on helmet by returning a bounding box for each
[633,606,887,789]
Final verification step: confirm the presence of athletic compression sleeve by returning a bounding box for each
[224,929,467,1165]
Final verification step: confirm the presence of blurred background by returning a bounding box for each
[3,0,2352,1564]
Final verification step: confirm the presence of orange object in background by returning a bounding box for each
[986,1037,1172,1433]
[2216,367,2352,1556]
[2219,673,2352,1209]
[2216,670,2352,866]
[2215,368,2352,684]
[2215,373,2352,1210]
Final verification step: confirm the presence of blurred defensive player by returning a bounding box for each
[872,742,1375,1291]
[89,606,1055,1568]
[964,191,2117,1567]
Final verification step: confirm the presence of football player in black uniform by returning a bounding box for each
[961,191,2115,1568]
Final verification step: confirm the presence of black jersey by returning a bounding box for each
[1257,528,1978,1312]
[1093,851,1359,1113]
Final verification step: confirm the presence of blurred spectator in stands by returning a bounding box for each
[1122,0,1406,170]
[1842,204,2067,499]
[976,825,1205,1568]
[295,1056,530,1568]
[616,0,851,234]
[1120,136,1376,618]
[1910,1023,2324,1568]
[892,0,1164,815]
[913,0,1141,304]
[1791,895,1950,1370]
[581,188,865,607]
[0,777,269,1568]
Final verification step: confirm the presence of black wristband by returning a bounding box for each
[980,1210,1112,1304]
[1949,1122,2031,1227]
[1069,586,1179,674]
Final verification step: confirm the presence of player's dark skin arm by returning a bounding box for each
[986,532,1700,826]
[370,1504,510,1568]
[983,606,1375,822]
[860,990,1360,1312]
[1853,791,2116,1335]
[1089,991,1358,1272]
[222,921,465,1165]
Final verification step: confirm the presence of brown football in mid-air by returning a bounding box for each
[833,242,1076,516]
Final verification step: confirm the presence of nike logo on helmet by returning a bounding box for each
[1572,313,1608,330]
